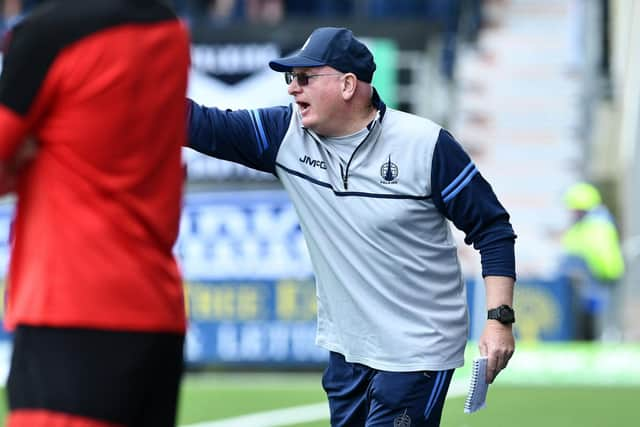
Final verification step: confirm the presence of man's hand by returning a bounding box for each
[478,321,515,384]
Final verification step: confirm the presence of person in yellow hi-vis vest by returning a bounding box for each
[562,182,625,340]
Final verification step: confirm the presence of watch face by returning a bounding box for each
[488,305,515,324]
[499,306,515,322]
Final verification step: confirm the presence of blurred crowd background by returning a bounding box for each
[1,0,639,368]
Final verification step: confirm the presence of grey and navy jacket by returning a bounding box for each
[188,90,516,371]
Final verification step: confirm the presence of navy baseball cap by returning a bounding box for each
[269,27,376,83]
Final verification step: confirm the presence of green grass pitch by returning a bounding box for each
[2,372,636,426]
[176,374,638,427]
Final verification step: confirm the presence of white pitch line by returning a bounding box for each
[181,402,330,427]
[181,379,468,427]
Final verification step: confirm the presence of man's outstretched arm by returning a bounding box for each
[187,99,292,175]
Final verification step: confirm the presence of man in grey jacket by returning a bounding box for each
[187,27,516,427]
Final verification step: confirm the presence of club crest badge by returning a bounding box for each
[394,409,411,427]
[380,156,399,184]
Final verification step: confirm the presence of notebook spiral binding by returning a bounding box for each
[464,356,488,413]
[464,360,481,411]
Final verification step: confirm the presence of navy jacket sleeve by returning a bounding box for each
[186,98,292,175]
[431,129,517,279]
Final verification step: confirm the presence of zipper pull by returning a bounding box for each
[340,165,348,190]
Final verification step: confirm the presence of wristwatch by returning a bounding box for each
[487,304,515,324]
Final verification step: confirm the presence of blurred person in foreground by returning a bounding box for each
[562,182,625,341]
[185,27,516,426]
[0,1,190,426]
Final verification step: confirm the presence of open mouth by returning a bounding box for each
[297,102,310,114]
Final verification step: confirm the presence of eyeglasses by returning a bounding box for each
[284,71,343,86]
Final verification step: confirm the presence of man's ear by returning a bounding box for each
[341,74,357,100]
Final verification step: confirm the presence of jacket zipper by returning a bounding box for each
[341,122,376,190]
[340,165,348,189]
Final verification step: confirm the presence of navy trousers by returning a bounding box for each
[322,352,454,427]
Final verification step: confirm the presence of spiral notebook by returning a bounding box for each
[464,356,489,414]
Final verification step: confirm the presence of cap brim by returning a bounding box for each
[268,54,327,72]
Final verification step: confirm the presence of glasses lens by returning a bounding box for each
[285,72,293,85]
[297,73,309,85]
[284,72,309,86]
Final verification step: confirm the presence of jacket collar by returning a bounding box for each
[371,87,386,122]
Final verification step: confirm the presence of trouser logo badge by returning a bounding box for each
[394,409,411,427]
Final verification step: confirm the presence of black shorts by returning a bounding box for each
[7,325,185,427]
